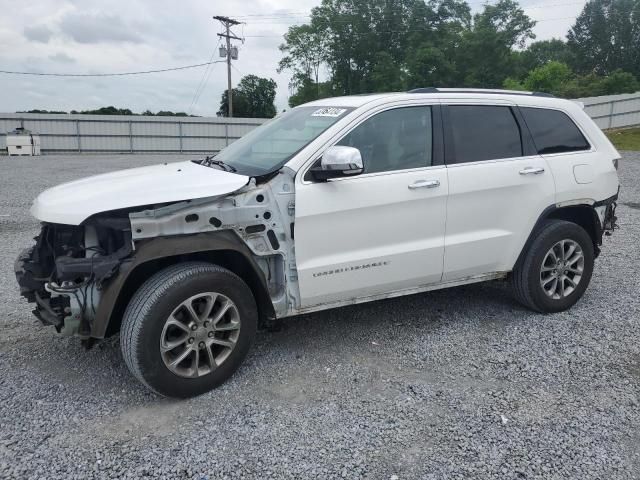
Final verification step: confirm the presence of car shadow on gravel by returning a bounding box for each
[268,279,525,340]
[7,279,530,409]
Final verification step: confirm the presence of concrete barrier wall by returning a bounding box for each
[0,113,267,154]
[577,92,640,130]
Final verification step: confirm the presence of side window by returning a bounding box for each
[447,105,523,164]
[521,107,590,154]
[337,106,433,174]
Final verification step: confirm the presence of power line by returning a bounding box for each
[187,40,222,114]
[231,63,243,76]
[232,11,309,18]
[190,57,220,115]
[0,61,227,77]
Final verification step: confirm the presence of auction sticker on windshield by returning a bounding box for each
[312,108,347,117]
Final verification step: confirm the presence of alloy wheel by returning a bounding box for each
[539,239,585,300]
[160,292,241,378]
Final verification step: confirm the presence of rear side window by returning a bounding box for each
[447,105,523,164]
[521,107,590,154]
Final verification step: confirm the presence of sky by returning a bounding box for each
[0,0,587,116]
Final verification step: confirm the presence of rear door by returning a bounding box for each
[442,102,556,281]
[294,104,448,307]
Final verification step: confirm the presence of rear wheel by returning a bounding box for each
[511,220,594,313]
[120,262,258,398]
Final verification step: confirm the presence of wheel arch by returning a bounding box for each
[94,231,275,339]
[516,203,602,269]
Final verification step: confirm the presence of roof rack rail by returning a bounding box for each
[407,87,556,98]
[531,91,555,98]
[408,87,439,93]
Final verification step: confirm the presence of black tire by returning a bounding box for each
[120,262,258,398]
[511,219,595,313]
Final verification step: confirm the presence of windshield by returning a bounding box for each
[209,106,353,176]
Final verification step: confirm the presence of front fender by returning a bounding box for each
[92,230,273,338]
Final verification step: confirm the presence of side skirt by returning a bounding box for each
[286,272,507,317]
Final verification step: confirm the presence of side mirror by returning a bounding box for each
[310,146,364,182]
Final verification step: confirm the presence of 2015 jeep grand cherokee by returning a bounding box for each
[15,89,619,397]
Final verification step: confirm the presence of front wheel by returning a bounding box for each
[511,220,595,313]
[120,262,258,398]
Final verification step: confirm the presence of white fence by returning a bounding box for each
[0,113,267,155]
[578,92,640,130]
[1,92,638,155]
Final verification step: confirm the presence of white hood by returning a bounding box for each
[31,160,249,225]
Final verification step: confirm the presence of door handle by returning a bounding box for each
[519,167,545,175]
[408,179,440,190]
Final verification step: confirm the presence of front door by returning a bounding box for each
[294,105,448,308]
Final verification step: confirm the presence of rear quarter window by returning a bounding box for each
[521,107,590,155]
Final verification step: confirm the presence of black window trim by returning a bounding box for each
[517,105,593,156]
[302,103,445,183]
[442,103,537,166]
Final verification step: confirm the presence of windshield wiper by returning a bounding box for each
[201,156,237,173]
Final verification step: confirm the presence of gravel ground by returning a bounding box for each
[0,153,639,479]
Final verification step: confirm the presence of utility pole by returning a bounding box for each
[213,16,242,118]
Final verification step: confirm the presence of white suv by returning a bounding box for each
[15,89,620,397]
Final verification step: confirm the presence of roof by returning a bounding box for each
[302,88,566,109]
[304,93,402,108]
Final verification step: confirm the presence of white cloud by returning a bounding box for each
[48,52,75,63]
[23,24,53,43]
[0,0,585,116]
[59,12,144,44]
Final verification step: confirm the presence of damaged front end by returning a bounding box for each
[15,218,132,337]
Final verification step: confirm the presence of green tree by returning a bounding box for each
[278,0,537,99]
[567,0,640,77]
[504,62,573,95]
[558,73,605,97]
[406,44,459,88]
[278,24,327,101]
[508,66,639,98]
[522,61,573,93]
[295,0,436,95]
[156,111,188,117]
[502,77,526,90]
[405,0,471,88]
[515,38,572,75]
[288,76,335,107]
[20,109,68,114]
[79,106,133,115]
[371,52,404,92]
[279,0,476,97]
[218,75,277,118]
[458,0,536,87]
[599,70,640,94]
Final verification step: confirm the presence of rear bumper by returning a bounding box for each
[594,192,618,237]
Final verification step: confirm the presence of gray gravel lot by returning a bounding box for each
[1,153,639,479]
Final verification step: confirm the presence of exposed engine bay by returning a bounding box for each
[15,217,132,337]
